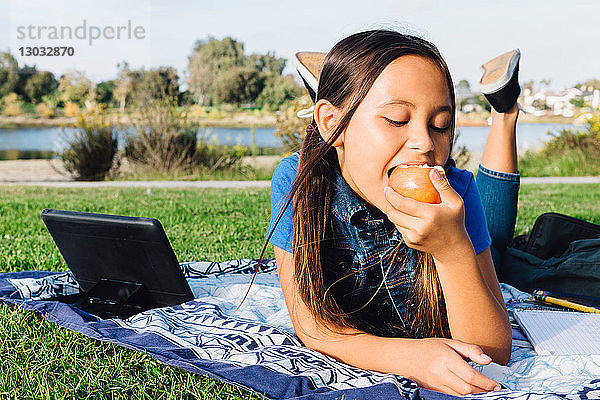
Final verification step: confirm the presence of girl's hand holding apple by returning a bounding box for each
[384,166,473,263]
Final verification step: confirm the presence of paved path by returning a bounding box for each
[520,176,600,184]
[2,176,599,188]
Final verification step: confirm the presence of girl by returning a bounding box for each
[266,30,519,396]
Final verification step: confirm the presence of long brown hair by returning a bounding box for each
[257,30,455,339]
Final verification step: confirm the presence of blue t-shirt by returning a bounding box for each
[267,151,491,255]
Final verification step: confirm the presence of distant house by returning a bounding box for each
[522,88,548,116]
[582,89,600,110]
[461,103,483,113]
[545,88,581,117]
[454,84,483,113]
[522,87,588,117]
[455,85,473,103]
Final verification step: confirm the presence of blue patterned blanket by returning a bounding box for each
[1,259,599,400]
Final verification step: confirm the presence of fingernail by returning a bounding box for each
[494,386,502,391]
[430,169,442,180]
[480,353,492,362]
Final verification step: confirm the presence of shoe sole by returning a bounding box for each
[294,52,325,96]
[483,72,521,113]
[480,49,520,93]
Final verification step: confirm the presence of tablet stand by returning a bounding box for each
[74,278,150,319]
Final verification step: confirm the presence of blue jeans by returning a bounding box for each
[475,164,521,271]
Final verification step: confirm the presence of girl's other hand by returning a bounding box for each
[383,168,470,263]
[401,338,502,395]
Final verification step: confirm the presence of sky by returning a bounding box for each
[1,0,598,91]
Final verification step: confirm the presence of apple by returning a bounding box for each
[388,164,445,204]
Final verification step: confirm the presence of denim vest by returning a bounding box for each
[323,165,420,338]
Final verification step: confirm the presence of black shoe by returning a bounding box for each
[294,52,325,103]
[479,49,521,113]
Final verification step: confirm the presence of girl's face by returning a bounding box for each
[334,55,453,213]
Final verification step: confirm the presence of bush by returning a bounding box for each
[195,139,249,172]
[519,115,600,177]
[41,91,62,109]
[63,101,80,117]
[125,97,198,172]
[126,97,250,175]
[59,111,119,181]
[541,129,600,157]
[188,104,207,119]
[273,96,312,153]
[1,93,24,116]
[255,74,299,111]
[451,129,471,169]
[35,102,56,118]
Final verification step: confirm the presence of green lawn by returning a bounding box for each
[1,184,599,399]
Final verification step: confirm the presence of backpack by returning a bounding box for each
[499,212,600,297]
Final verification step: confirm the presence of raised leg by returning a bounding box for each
[476,105,520,271]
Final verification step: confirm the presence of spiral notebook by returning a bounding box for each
[513,310,600,355]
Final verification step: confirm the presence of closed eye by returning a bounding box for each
[384,117,408,127]
[430,125,451,133]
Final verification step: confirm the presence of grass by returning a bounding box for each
[515,183,600,235]
[0,186,271,400]
[1,184,599,398]
[0,186,273,273]
[519,149,600,177]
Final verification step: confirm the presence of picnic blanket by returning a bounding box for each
[1,258,600,400]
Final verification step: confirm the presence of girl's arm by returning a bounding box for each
[433,242,512,364]
[274,246,503,396]
[383,174,512,364]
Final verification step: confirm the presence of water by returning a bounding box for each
[454,123,575,153]
[0,123,576,154]
[0,126,283,153]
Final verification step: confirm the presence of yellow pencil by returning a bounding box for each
[532,290,600,314]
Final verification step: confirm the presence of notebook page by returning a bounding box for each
[513,310,600,355]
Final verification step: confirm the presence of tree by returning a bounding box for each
[187,37,246,105]
[23,71,58,103]
[456,79,471,90]
[256,74,302,110]
[522,79,535,93]
[247,51,286,75]
[136,66,180,102]
[569,97,585,108]
[95,80,116,106]
[58,70,94,106]
[575,79,600,91]
[540,79,552,90]
[15,63,37,99]
[212,65,264,105]
[113,63,181,110]
[0,52,19,98]
[188,37,293,107]
[113,62,136,112]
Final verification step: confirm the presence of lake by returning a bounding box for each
[0,123,576,155]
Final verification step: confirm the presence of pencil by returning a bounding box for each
[532,290,600,313]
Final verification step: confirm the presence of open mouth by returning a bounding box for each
[387,161,429,178]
